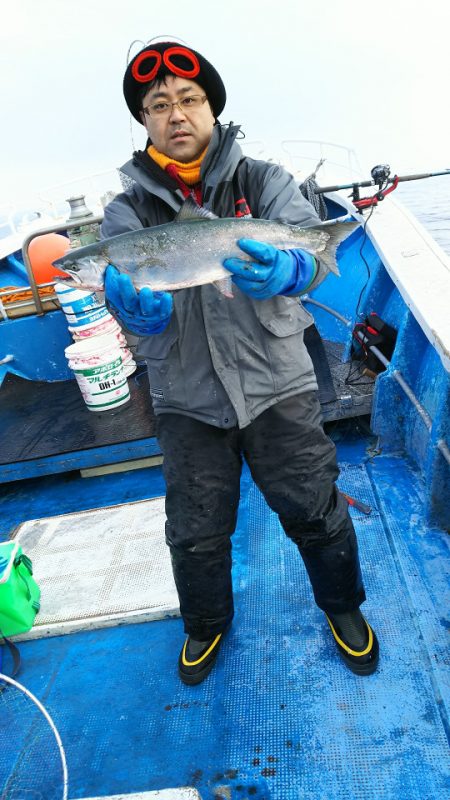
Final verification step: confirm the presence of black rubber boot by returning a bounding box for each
[326,609,379,675]
[178,632,225,685]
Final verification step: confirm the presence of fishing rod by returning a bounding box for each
[314,164,450,211]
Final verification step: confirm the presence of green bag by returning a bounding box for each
[0,541,41,637]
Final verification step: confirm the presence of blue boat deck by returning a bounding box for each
[1,422,449,799]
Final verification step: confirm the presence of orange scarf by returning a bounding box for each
[147,145,207,185]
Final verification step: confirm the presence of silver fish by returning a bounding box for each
[53,197,359,294]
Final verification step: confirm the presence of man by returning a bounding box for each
[102,41,379,685]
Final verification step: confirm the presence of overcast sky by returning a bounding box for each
[1,0,449,207]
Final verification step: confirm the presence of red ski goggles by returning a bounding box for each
[131,46,200,83]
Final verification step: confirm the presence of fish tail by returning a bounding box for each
[318,220,360,275]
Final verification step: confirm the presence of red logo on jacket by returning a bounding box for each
[235,197,251,217]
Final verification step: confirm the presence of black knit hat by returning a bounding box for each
[123,41,226,123]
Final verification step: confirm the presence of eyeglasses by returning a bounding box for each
[142,94,208,118]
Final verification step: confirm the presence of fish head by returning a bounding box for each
[52,254,109,291]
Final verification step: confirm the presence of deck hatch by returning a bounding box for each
[12,497,180,640]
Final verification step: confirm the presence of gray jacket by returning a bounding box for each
[102,124,324,429]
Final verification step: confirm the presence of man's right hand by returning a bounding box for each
[104,265,173,336]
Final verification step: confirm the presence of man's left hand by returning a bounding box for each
[223,239,316,300]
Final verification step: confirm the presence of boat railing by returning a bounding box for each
[0,281,59,316]
[1,215,103,318]
[241,139,364,186]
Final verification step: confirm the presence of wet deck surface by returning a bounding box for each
[0,425,448,799]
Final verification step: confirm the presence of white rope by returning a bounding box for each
[0,672,69,800]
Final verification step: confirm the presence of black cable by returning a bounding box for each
[354,176,391,318]
[344,352,374,387]
[345,182,390,387]
[345,330,376,387]
[354,204,375,318]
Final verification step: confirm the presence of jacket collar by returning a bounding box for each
[201,123,242,209]
[118,123,243,213]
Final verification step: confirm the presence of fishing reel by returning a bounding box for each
[351,164,397,211]
[370,164,391,187]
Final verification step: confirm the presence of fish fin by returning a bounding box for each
[213,276,234,298]
[316,220,360,276]
[175,196,219,222]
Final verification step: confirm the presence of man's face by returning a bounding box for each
[140,75,215,162]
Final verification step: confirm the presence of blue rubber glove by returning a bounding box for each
[104,265,173,336]
[223,239,317,300]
